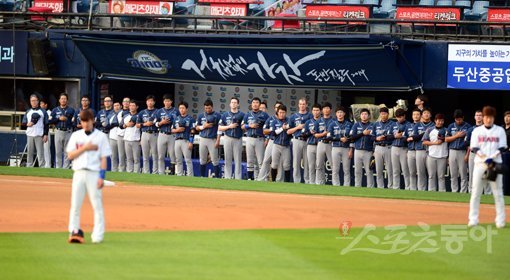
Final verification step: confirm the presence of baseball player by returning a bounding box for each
[372,107,394,189]
[304,104,322,185]
[413,107,434,191]
[414,94,428,112]
[218,97,245,180]
[50,93,75,169]
[288,98,313,183]
[22,94,49,168]
[328,106,353,186]
[74,95,96,131]
[116,97,131,172]
[423,113,448,192]
[315,102,334,185]
[350,108,375,188]
[121,100,141,173]
[387,109,410,190]
[95,96,117,171]
[155,94,177,175]
[39,98,52,168]
[196,99,222,178]
[406,108,422,190]
[257,101,283,182]
[172,102,196,177]
[107,102,122,172]
[242,97,269,180]
[269,105,292,182]
[67,109,112,244]
[137,95,158,174]
[468,106,507,229]
[445,109,471,193]
[466,110,483,193]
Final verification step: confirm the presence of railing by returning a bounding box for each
[1,11,509,41]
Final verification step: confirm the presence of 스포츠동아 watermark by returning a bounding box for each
[338,222,498,255]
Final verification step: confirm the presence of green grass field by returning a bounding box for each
[1,226,508,280]
[0,166,507,205]
[1,167,509,279]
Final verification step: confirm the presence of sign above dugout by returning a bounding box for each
[71,33,422,91]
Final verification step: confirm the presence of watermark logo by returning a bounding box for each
[338,223,498,255]
[127,50,170,74]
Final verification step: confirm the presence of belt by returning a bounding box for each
[308,143,317,146]
[160,132,171,135]
[375,143,387,147]
[175,137,185,140]
[248,135,263,138]
[56,128,70,131]
[143,131,155,134]
[450,148,465,151]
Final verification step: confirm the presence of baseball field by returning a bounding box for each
[0,166,509,279]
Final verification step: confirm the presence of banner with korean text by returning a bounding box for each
[33,0,63,13]
[305,5,370,25]
[447,44,510,90]
[109,0,174,15]
[0,31,28,75]
[210,3,247,16]
[396,7,461,26]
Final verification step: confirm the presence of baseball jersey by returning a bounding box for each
[22,107,49,137]
[413,121,435,151]
[117,109,130,137]
[470,125,507,164]
[196,111,222,139]
[372,120,394,146]
[51,106,75,130]
[271,117,291,146]
[446,121,471,150]
[264,116,278,140]
[66,129,112,171]
[137,109,158,133]
[289,111,313,138]
[95,109,114,134]
[423,126,448,158]
[406,122,418,150]
[123,113,141,142]
[219,111,245,139]
[74,107,96,128]
[387,120,410,147]
[242,110,270,137]
[108,111,121,140]
[173,114,196,140]
[350,121,375,151]
[328,119,352,148]
[317,116,334,141]
[155,107,176,134]
[304,118,320,145]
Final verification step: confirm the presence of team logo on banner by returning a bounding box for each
[127,50,170,74]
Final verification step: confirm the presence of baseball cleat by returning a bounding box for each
[68,229,85,244]
[467,222,478,228]
[496,223,505,229]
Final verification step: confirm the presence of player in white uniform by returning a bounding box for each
[468,106,507,229]
[67,109,112,244]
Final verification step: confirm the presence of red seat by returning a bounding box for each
[273,13,300,30]
[28,7,54,21]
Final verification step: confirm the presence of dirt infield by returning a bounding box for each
[0,175,507,232]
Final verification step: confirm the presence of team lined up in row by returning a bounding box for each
[22,93,509,192]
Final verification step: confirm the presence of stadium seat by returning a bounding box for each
[372,0,396,18]
[436,0,453,6]
[418,0,435,6]
[344,0,362,4]
[327,0,342,3]
[0,0,14,11]
[455,0,472,15]
[465,0,489,21]
[363,0,379,5]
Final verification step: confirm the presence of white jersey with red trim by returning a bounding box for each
[470,125,507,164]
[66,129,112,171]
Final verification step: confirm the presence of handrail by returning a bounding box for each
[0,11,509,41]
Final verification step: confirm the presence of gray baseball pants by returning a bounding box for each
[55,129,71,168]
[141,132,158,174]
[331,147,351,186]
[426,156,447,192]
[246,137,265,178]
[374,145,393,189]
[175,139,193,176]
[391,146,410,190]
[258,140,283,181]
[43,133,51,168]
[109,139,119,172]
[307,145,317,185]
[449,149,468,193]
[316,142,332,185]
[117,136,126,172]
[354,149,374,188]
[157,133,176,175]
[292,138,309,183]
[271,144,291,171]
[407,150,417,190]
[124,140,140,173]
[200,138,219,166]
[416,150,428,191]
[223,136,243,179]
[27,135,45,168]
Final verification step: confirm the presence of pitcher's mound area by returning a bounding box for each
[0,176,505,232]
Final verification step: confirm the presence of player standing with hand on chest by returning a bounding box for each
[67,109,112,244]
[468,106,507,228]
